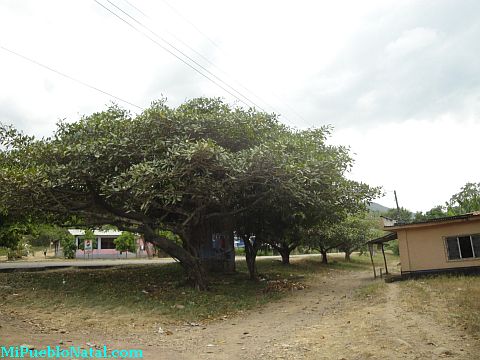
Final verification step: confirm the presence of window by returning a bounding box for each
[472,235,480,256]
[101,237,116,249]
[445,234,480,260]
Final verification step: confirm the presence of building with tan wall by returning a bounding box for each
[384,212,480,276]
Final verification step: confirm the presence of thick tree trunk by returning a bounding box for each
[144,226,209,290]
[321,249,328,264]
[182,257,209,290]
[244,235,259,280]
[279,247,291,265]
[245,250,258,280]
[344,251,351,262]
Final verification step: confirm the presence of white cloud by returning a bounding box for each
[385,27,438,58]
[330,114,480,212]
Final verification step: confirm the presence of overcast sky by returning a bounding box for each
[1,0,479,212]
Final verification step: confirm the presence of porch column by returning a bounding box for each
[368,243,377,279]
[381,243,389,275]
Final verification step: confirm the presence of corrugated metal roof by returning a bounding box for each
[366,232,397,244]
[384,211,480,229]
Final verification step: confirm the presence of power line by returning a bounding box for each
[120,0,285,119]
[96,0,267,112]
[146,0,311,127]
[117,1,314,129]
[0,44,144,111]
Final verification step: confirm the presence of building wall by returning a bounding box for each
[398,220,480,273]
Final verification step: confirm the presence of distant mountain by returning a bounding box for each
[368,202,390,213]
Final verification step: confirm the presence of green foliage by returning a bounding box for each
[414,205,448,221]
[304,212,383,261]
[28,224,70,247]
[0,217,29,250]
[0,224,25,249]
[0,98,380,287]
[234,128,381,266]
[425,205,448,219]
[387,240,400,255]
[99,224,119,231]
[336,214,384,258]
[114,231,136,253]
[84,229,95,241]
[382,207,413,222]
[447,182,480,215]
[158,229,181,244]
[61,233,76,259]
[6,239,31,260]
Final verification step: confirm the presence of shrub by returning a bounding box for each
[60,231,76,259]
[6,240,30,260]
[114,231,136,254]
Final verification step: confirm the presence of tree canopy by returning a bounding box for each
[447,182,480,215]
[0,98,380,288]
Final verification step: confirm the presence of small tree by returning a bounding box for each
[336,215,382,261]
[114,231,136,256]
[60,232,76,259]
[0,222,28,250]
[303,223,340,264]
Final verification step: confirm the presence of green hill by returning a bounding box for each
[368,202,390,213]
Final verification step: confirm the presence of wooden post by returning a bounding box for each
[381,243,389,275]
[394,190,401,220]
[368,244,376,279]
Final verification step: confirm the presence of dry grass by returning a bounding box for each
[400,275,480,336]
[355,280,387,303]
[0,256,343,325]
[0,253,398,337]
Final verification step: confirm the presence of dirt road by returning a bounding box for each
[1,268,479,359]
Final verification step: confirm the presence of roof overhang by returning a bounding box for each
[366,232,397,245]
[68,229,123,236]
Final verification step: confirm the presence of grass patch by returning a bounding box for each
[400,275,480,336]
[355,281,387,302]
[0,254,397,330]
[0,257,328,324]
[327,252,398,271]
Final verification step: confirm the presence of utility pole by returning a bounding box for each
[394,190,401,220]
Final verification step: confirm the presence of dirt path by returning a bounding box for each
[290,279,480,360]
[1,269,479,359]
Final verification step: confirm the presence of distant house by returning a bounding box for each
[53,229,153,259]
[383,212,480,276]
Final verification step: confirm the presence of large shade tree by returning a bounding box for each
[1,99,284,289]
[1,98,379,288]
